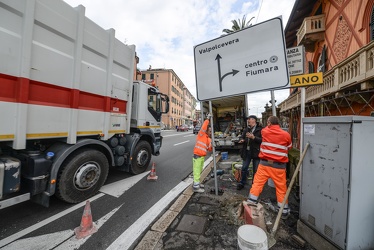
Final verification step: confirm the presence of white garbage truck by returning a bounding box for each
[0,0,169,208]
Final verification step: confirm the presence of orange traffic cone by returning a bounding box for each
[75,200,98,239]
[147,162,158,181]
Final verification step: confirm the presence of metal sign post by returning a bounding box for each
[209,101,219,195]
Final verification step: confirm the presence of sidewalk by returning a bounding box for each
[135,152,315,250]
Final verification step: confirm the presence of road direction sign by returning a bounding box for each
[194,17,289,101]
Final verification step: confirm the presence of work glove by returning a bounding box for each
[206,113,212,120]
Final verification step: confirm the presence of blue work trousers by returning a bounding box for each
[240,151,260,186]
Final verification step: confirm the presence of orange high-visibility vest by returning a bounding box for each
[193,119,212,157]
[259,125,292,163]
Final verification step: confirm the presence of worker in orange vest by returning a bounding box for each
[247,116,292,219]
[192,113,213,193]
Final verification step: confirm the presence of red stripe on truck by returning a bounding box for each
[0,73,126,114]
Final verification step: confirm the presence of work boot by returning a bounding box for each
[193,187,205,193]
[280,207,290,220]
[246,198,258,206]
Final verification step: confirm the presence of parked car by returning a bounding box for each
[177,124,189,132]
[193,125,201,134]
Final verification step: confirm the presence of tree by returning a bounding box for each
[222,15,254,35]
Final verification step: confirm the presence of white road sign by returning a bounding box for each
[287,45,305,76]
[194,17,289,101]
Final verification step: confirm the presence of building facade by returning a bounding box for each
[137,67,197,129]
[280,0,374,148]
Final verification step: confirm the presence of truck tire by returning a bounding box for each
[130,140,152,174]
[56,149,109,203]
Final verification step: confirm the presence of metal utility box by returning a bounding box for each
[299,116,374,250]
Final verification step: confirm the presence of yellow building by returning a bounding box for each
[137,67,197,129]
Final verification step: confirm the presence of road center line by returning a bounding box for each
[174,140,189,146]
[183,134,195,137]
[161,134,182,138]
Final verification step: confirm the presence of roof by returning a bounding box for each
[284,0,318,48]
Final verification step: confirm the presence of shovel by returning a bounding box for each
[268,143,310,248]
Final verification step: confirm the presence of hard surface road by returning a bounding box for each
[0,130,197,249]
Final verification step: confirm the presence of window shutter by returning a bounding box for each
[308,61,315,73]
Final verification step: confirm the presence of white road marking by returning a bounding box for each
[0,157,214,250]
[1,230,74,250]
[183,134,195,137]
[174,140,189,146]
[162,134,183,138]
[99,171,149,197]
[106,179,192,250]
[54,205,122,249]
[0,171,148,248]
[1,205,122,250]
[0,193,104,248]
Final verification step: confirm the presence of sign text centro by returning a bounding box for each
[194,17,289,101]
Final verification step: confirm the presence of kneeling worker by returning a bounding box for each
[192,113,213,193]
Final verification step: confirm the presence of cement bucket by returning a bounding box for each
[237,225,268,250]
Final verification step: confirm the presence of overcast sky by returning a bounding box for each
[63,0,296,117]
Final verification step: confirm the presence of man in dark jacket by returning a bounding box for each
[237,115,263,190]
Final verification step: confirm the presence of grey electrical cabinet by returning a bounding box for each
[300,116,374,250]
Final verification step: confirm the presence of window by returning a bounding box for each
[147,88,162,122]
[150,73,154,79]
[142,74,146,80]
[317,45,326,72]
[148,94,156,110]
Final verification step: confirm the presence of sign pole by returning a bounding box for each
[299,87,305,195]
[209,101,218,195]
[271,90,276,116]
[201,101,204,124]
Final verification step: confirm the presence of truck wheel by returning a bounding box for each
[56,149,109,203]
[130,141,151,174]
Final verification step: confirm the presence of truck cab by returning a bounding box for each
[124,81,169,174]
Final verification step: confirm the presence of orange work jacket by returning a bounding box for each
[193,119,212,157]
[259,124,292,163]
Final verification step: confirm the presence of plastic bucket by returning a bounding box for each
[221,152,228,160]
[237,225,268,250]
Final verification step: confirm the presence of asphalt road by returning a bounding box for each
[0,130,197,249]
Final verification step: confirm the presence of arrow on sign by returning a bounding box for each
[215,54,239,92]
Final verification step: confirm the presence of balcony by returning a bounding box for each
[297,14,325,52]
[279,41,374,113]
